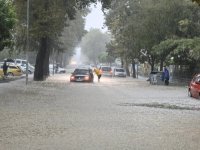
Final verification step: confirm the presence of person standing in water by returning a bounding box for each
[94,68,102,82]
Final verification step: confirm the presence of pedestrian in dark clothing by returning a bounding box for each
[162,66,169,85]
[3,61,8,77]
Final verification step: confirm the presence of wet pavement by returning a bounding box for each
[0,74,200,150]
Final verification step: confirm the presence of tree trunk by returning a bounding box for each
[125,57,130,76]
[43,42,50,78]
[160,59,164,71]
[34,37,48,81]
[121,56,124,68]
[151,62,155,72]
[132,59,136,78]
[149,56,155,71]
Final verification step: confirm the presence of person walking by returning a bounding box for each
[94,68,102,82]
[3,60,8,78]
[162,66,169,85]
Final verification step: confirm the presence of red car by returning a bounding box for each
[188,74,200,99]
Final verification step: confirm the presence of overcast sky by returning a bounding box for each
[84,3,107,32]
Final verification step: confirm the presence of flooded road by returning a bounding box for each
[0,74,200,150]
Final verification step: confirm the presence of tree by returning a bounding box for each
[152,38,200,73]
[15,0,111,81]
[152,39,178,71]
[105,0,142,77]
[0,0,16,51]
[80,29,110,65]
[55,10,87,67]
[105,0,200,73]
[192,0,200,5]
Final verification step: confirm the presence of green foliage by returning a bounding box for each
[80,29,110,64]
[105,0,200,70]
[171,38,200,64]
[192,0,200,5]
[152,39,178,63]
[0,0,16,51]
[59,10,86,56]
[191,38,200,60]
[14,0,110,52]
[153,38,200,66]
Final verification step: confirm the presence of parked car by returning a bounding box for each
[0,63,23,77]
[14,59,27,66]
[49,64,66,74]
[100,66,112,77]
[14,59,35,74]
[58,67,66,73]
[20,64,35,74]
[188,74,200,99]
[70,68,93,82]
[113,67,126,77]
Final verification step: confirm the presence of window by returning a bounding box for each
[195,76,200,83]
[74,69,89,75]
[22,61,27,65]
[9,66,17,69]
[115,69,125,72]
[101,67,111,71]
[16,60,21,64]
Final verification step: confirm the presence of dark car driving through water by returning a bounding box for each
[70,68,94,82]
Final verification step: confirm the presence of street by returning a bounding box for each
[0,74,200,150]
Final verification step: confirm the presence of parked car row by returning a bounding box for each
[1,58,69,78]
[2,58,35,75]
[14,59,35,74]
[100,66,126,77]
[0,62,23,77]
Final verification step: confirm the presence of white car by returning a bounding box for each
[49,64,66,74]
[14,59,35,74]
[100,66,113,77]
[113,68,126,77]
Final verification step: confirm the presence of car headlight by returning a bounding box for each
[84,76,89,80]
[70,76,75,80]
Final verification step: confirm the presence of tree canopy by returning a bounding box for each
[192,0,200,5]
[14,0,111,81]
[80,29,110,65]
[0,0,16,51]
[105,0,200,73]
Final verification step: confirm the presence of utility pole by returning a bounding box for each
[26,0,30,85]
[53,48,55,75]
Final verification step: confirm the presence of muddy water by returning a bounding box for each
[0,75,200,150]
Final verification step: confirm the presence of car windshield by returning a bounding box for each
[116,69,125,72]
[101,67,111,71]
[74,69,89,75]
[194,76,200,82]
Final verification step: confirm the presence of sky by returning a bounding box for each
[84,3,108,32]
[70,3,108,65]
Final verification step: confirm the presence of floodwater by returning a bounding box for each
[0,74,200,150]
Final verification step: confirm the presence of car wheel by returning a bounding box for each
[188,89,192,97]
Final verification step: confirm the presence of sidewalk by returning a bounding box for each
[0,74,26,83]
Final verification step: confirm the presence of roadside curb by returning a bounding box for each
[0,75,25,83]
